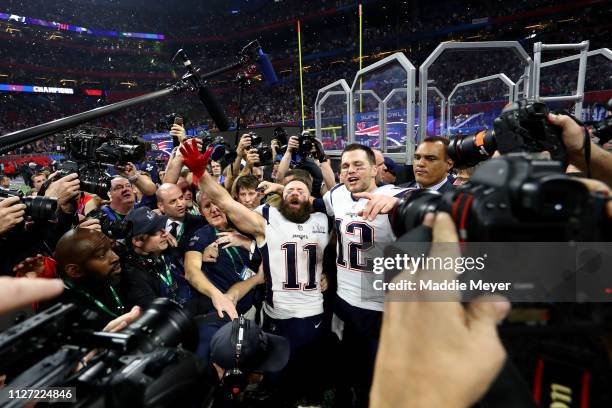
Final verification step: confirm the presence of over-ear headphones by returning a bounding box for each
[222,316,249,398]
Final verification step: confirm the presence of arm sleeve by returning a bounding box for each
[185,227,214,253]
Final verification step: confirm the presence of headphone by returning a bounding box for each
[222,316,249,398]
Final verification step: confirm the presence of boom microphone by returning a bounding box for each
[257,48,278,86]
[174,49,230,131]
[198,87,230,131]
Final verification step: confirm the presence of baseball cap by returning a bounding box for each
[383,157,397,175]
[210,320,290,373]
[125,207,168,236]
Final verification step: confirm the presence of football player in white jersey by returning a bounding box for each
[320,143,405,407]
[180,139,332,402]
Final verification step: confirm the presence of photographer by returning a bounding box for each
[87,174,155,239]
[0,172,80,276]
[224,134,255,192]
[276,134,335,198]
[30,172,47,195]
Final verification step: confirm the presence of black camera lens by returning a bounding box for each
[21,196,58,220]
[389,189,442,238]
[120,298,198,353]
[81,175,112,198]
[0,189,57,220]
[250,134,262,147]
[448,130,497,169]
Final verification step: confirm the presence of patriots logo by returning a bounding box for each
[156,140,174,157]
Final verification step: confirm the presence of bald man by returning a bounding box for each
[51,228,125,330]
[156,183,207,261]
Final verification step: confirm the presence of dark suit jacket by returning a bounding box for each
[399,176,455,193]
[167,213,207,267]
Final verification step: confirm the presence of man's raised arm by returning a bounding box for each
[180,139,266,240]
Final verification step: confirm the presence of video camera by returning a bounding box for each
[201,132,237,169]
[0,189,57,220]
[0,298,211,407]
[391,154,610,242]
[43,130,151,198]
[447,100,567,169]
[247,131,273,166]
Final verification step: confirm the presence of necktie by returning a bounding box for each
[169,222,179,239]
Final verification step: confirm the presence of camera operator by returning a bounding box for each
[0,175,9,190]
[156,183,207,261]
[52,228,124,330]
[87,174,155,238]
[400,136,455,192]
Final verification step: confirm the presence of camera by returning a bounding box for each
[45,130,151,198]
[448,100,566,169]
[247,131,273,166]
[0,189,57,220]
[158,113,182,132]
[0,298,210,407]
[273,127,288,155]
[591,116,612,146]
[200,133,237,169]
[390,154,610,242]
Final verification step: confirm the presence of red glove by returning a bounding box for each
[180,139,213,178]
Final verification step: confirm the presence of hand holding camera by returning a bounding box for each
[44,172,80,214]
[287,135,299,154]
[0,196,26,235]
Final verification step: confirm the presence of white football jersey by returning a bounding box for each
[323,183,406,311]
[255,204,331,319]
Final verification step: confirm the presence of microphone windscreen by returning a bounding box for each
[198,87,229,131]
[257,48,279,86]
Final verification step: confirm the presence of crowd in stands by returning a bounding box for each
[0,0,611,152]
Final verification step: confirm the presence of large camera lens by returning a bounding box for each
[81,175,112,198]
[0,189,57,220]
[120,298,198,353]
[21,196,58,220]
[256,145,273,166]
[389,189,442,238]
[448,130,497,168]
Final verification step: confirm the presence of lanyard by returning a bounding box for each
[158,255,174,287]
[64,280,125,318]
[214,228,243,274]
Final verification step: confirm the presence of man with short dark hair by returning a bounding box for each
[402,136,455,192]
[0,175,9,190]
[233,175,261,210]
